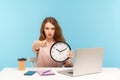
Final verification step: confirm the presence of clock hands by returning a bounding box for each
[61,48,67,52]
[56,49,61,52]
[56,48,67,53]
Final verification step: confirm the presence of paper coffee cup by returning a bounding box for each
[18,58,27,70]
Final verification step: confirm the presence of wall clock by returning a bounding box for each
[50,41,71,62]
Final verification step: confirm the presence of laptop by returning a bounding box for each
[58,48,104,77]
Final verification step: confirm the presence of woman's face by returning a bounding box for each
[44,22,55,39]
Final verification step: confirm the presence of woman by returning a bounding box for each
[32,17,73,67]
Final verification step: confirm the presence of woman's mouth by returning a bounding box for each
[48,34,52,37]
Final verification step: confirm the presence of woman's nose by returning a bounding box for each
[48,29,52,32]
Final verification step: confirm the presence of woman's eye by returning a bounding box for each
[51,28,55,30]
[45,27,49,30]
[45,27,55,30]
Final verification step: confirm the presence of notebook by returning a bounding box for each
[37,70,55,76]
[24,71,36,76]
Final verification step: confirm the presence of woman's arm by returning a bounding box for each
[32,40,41,53]
[32,40,47,53]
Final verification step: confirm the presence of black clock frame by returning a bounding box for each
[50,41,71,62]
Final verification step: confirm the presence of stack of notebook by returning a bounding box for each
[37,70,55,76]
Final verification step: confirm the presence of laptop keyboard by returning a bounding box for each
[68,71,73,74]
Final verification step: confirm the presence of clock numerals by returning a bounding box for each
[52,54,55,58]
[63,57,66,60]
[53,46,55,49]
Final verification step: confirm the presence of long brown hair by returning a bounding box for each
[39,17,65,42]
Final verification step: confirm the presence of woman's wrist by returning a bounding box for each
[63,58,73,67]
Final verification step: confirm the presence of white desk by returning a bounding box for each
[0,67,120,80]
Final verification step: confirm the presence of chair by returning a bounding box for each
[28,57,36,67]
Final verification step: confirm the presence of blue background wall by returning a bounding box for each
[0,0,120,70]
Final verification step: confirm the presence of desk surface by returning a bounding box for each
[0,67,120,80]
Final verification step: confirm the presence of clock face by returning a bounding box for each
[50,41,71,62]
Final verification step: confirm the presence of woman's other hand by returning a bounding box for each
[41,40,47,47]
[68,50,74,59]
[32,40,47,53]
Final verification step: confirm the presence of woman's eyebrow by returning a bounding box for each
[45,26,55,28]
